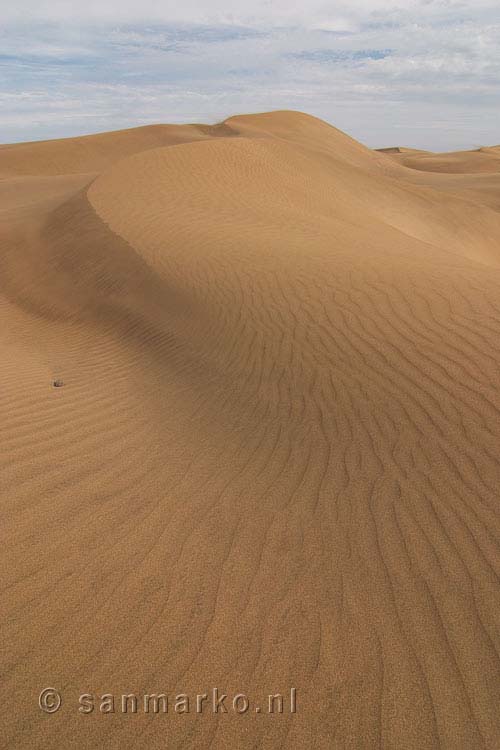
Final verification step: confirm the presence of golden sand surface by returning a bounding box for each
[1,111,499,749]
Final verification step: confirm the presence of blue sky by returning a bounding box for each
[1,0,499,150]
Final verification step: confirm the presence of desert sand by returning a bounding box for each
[1,111,499,749]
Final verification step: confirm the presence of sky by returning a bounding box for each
[1,1,499,150]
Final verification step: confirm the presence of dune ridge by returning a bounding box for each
[380,143,500,174]
[1,111,500,750]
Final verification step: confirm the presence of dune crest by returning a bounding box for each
[1,111,500,750]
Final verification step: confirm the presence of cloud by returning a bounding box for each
[1,1,499,149]
[289,49,393,63]
[2,1,499,27]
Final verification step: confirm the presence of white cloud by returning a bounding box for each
[4,1,498,27]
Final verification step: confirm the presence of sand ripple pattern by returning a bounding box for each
[1,111,499,749]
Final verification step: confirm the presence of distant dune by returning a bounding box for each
[379,143,500,174]
[376,146,430,155]
[1,111,499,750]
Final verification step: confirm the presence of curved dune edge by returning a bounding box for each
[1,111,500,750]
[380,144,500,174]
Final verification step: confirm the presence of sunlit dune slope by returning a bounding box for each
[0,122,234,177]
[378,142,500,212]
[1,110,500,750]
[381,144,500,173]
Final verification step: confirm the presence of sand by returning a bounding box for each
[1,111,499,749]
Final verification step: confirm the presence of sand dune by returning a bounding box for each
[378,144,500,213]
[1,111,499,750]
[380,144,500,174]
